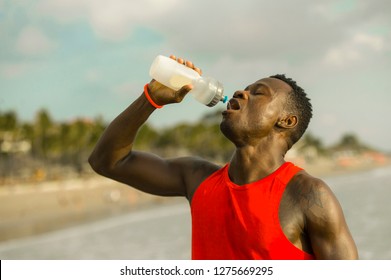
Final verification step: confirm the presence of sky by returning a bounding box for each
[0,0,390,152]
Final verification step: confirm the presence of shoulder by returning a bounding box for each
[168,156,222,201]
[289,171,345,232]
[288,171,358,259]
[289,171,340,209]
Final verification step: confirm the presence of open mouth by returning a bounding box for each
[227,98,241,110]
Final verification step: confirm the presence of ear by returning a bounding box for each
[276,115,298,129]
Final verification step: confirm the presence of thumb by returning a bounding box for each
[175,84,193,102]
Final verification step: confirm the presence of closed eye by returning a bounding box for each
[253,85,270,96]
[253,88,269,96]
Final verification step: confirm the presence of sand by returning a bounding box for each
[0,174,177,242]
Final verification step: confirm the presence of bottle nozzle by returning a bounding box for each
[221,95,228,103]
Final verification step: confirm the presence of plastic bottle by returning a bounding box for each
[149,55,227,107]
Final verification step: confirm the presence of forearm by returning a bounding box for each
[88,92,156,173]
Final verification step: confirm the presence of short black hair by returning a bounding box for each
[270,74,312,147]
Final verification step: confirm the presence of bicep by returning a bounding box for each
[305,183,358,259]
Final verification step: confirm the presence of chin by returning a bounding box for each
[220,119,239,144]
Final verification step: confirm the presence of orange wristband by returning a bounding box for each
[144,84,163,109]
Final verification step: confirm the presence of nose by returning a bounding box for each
[233,90,247,99]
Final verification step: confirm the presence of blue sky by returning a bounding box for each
[0,0,390,151]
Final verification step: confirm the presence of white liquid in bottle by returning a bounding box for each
[169,75,193,89]
[149,55,227,107]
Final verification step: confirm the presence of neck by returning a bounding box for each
[228,139,287,185]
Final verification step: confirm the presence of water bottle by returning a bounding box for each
[149,55,227,107]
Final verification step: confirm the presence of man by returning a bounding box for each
[88,55,358,260]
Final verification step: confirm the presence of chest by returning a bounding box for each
[193,176,306,240]
[190,165,314,258]
[192,176,288,234]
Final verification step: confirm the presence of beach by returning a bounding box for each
[0,173,173,242]
[0,162,390,259]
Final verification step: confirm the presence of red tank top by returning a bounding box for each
[191,162,315,260]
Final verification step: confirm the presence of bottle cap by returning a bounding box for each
[206,81,225,107]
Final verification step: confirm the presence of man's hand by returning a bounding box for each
[147,55,203,106]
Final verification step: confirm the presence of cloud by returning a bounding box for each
[31,0,391,59]
[88,0,180,41]
[142,0,347,62]
[35,0,87,24]
[138,0,391,70]
[15,26,57,56]
[35,0,180,41]
[353,33,385,51]
[323,32,386,67]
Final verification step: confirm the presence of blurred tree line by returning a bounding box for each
[0,109,234,182]
[0,108,377,183]
[0,109,105,181]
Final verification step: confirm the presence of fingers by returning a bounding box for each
[193,66,202,75]
[169,55,202,75]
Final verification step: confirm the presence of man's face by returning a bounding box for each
[220,77,292,146]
